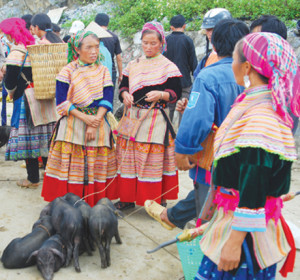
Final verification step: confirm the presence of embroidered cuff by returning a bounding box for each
[57,100,72,116]
[119,87,129,102]
[98,99,112,112]
[68,105,76,112]
[232,208,266,232]
[165,89,177,103]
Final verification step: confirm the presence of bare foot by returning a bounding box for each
[160,208,176,228]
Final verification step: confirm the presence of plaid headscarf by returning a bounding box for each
[67,30,100,64]
[142,21,167,53]
[242,32,298,127]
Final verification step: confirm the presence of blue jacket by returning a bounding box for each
[175,57,244,184]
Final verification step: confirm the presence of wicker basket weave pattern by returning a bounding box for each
[27,43,68,100]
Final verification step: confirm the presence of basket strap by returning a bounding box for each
[17,51,29,81]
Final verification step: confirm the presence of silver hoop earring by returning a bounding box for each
[243,75,251,88]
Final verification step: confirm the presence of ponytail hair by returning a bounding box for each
[31,13,62,43]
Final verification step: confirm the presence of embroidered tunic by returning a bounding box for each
[42,61,117,207]
[199,86,296,275]
[116,54,182,206]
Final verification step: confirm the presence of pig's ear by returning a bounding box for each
[114,210,125,219]
[50,248,65,263]
[26,250,38,263]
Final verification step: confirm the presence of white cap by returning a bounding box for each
[69,20,85,35]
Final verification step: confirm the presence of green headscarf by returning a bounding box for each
[67,30,101,64]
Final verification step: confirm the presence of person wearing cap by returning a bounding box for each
[69,20,85,35]
[95,13,122,87]
[164,15,197,124]
[193,8,232,79]
[176,8,233,123]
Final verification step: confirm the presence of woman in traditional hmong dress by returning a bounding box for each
[31,13,63,44]
[114,21,182,210]
[41,31,117,207]
[193,33,299,279]
[1,18,56,188]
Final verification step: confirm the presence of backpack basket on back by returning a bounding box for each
[27,43,68,100]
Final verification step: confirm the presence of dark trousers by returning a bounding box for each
[167,182,209,229]
[169,86,191,124]
[26,157,47,183]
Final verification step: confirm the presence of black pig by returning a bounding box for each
[63,193,94,255]
[89,198,122,268]
[49,197,83,272]
[1,215,55,268]
[0,126,11,148]
[27,234,67,280]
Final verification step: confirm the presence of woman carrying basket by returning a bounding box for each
[41,30,118,207]
[193,33,299,279]
[113,21,182,210]
[30,13,62,44]
[0,18,55,188]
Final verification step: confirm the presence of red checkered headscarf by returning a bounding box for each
[242,32,299,128]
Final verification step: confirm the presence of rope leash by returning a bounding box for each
[74,95,149,205]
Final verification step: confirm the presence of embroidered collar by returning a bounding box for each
[78,58,96,67]
[244,84,270,96]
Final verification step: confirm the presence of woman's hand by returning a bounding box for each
[145,90,164,102]
[176,98,188,114]
[83,115,101,128]
[217,230,246,272]
[122,91,133,108]
[85,126,97,142]
[175,153,196,171]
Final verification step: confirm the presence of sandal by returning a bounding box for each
[114,201,135,211]
[144,200,173,230]
[17,179,39,189]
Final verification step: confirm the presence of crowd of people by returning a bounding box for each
[0,7,299,280]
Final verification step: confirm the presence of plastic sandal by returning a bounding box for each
[17,179,39,189]
[144,200,173,230]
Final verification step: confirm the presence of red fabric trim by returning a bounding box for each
[119,87,129,93]
[42,175,118,207]
[279,215,296,278]
[165,89,177,103]
[117,172,178,206]
[130,75,182,96]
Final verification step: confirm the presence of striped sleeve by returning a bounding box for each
[232,207,266,232]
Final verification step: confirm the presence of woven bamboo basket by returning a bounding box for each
[27,43,68,100]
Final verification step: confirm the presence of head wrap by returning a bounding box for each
[142,21,167,53]
[242,32,298,127]
[0,18,35,47]
[67,30,100,64]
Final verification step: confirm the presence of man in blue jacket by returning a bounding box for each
[145,19,249,230]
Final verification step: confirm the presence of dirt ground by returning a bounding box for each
[0,102,300,279]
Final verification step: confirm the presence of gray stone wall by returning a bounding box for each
[0,0,68,19]
[120,30,300,68]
